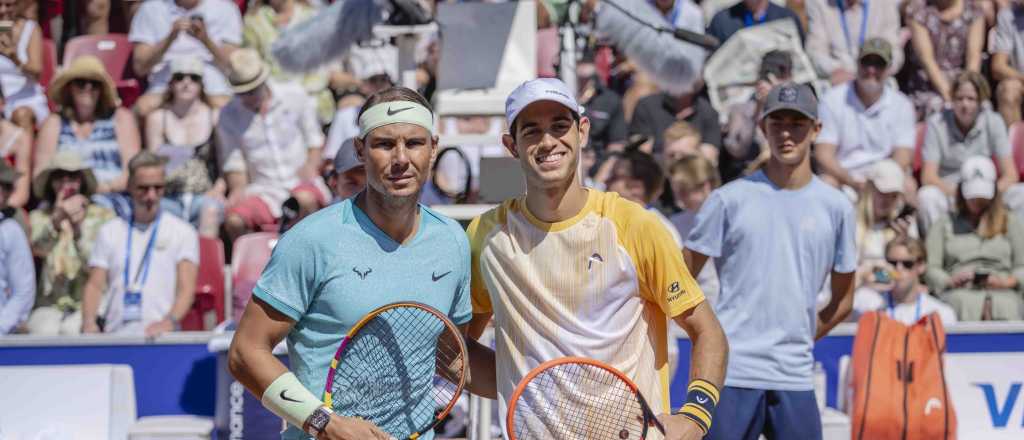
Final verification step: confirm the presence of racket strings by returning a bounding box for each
[329,306,466,438]
[513,363,646,440]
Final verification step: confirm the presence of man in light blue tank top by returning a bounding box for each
[228,87,496,440]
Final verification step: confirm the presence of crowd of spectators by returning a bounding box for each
[1,0,1023,339]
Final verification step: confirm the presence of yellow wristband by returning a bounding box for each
[675,379,720,434]
[261,372,323,429]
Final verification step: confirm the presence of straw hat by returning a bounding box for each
[33,151,99,201]
[227,49,270,94]
[47,55,120,110]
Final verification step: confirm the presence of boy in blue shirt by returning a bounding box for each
[685,83,858,440]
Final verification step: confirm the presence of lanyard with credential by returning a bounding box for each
[837,0,869,56]
[124,214,162,292]
[886,291,922,321]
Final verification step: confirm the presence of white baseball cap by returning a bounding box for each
[960,155,997,200]
[867,159,904,194]
[505,78,582,128]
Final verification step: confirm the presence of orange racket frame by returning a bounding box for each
[506,356,665,440]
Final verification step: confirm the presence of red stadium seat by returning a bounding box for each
[231,232,279,321]
[40,38,56,88]
[181,237,226,331]
[1009,121,1024,177]
[912,122,926,174]
[62,34,142,107]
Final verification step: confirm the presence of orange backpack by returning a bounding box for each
[850,311,957,440]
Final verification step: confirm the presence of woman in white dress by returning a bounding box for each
[0,0,49,147]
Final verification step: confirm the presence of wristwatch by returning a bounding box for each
[304,406,333,437]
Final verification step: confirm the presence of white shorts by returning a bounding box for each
[4,84,50,123]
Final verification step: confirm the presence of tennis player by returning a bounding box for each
[684,83,857,440]
[466,78,728,440]
[228,87,494,440]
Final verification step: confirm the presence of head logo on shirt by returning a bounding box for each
[352,267,372,280]
[587,253,604,271]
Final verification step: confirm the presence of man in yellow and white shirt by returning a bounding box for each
[467,78,728,440]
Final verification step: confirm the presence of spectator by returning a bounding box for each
[925,156,1024,321]
[663,121,714,165]
[242,0,336,124]
[326,137,365,203]
[629,81,721,156]
[577,53,627,156]
[217,49,326,242]
[129,0,243,116]
[81,151,199,336]
[804,0,904,84]
[605,150,684,247]
[0,0,48,149]
[900,0,984,118]
[59,0,132,55]
[25,151,114,335]
[0,160,33,334]
[918,72,1024,232]
[723,50,793,183]
[668,154,721,304]
[815,38,916,198]
[706,0,805,45]
[144,56,224,238]
[992,0,1024,126]
[851,236,957,324]
[651,0,704,33]
[35,56,141,214]
[854,159,918,288]
[0,86,30,208]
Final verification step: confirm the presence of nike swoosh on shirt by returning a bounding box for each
[432,271,452,282]
[280,390,303,403]
[387,106,413,116]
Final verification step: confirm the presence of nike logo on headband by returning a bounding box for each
[387,106,413,116]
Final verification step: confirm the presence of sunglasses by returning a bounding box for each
[886,259,917,269]
[172,73,202,83]
[70,79,101,90]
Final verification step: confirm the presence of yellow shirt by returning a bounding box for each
[467,189,705,434]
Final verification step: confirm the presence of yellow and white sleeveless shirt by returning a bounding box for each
[467,189,705,433]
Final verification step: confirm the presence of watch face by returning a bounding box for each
[307,408,331,434]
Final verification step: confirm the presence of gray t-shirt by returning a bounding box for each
[685,171,857,390]
[922,109,1011,181]
[993,5,1024,72]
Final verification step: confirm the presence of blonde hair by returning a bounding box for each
[663,121,701,146]
[885,236,926,263]
[855,182,905,255]
[668,154,720,189]
[957,187,1008,239]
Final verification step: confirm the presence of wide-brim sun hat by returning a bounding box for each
[47,55,120,110]
[33,150,99,200]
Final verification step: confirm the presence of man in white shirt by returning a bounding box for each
[815,38,917,199]
[217,49,327,242]
[81,152,199,337]
[129,0,243,115]
[850,237,958,325]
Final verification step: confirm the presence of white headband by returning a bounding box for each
[358,102,435,139]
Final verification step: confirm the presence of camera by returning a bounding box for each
[874,268,892,284]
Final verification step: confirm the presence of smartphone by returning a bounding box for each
[0,20,13,34]
[190,15,204,24]
[974,271,990,287]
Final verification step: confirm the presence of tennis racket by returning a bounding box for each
[507,356,666,440]
[322,302,468,439]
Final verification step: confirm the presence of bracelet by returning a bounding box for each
[673,378,720,434]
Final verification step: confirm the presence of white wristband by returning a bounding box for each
[261,372,323,429]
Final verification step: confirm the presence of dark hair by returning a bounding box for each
[358,86,433,119]
[616,150,664,199]
[759,50,792,80]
